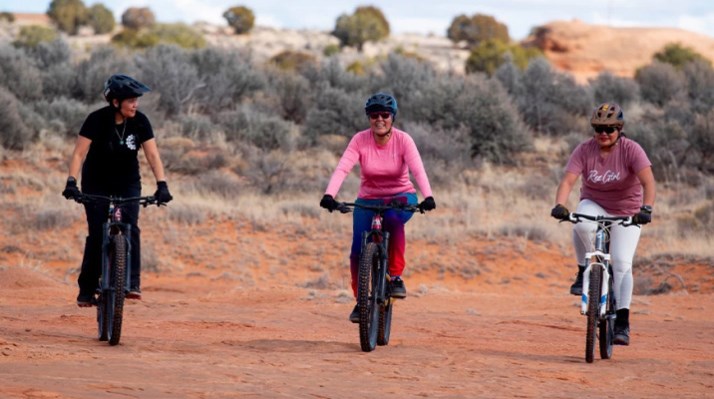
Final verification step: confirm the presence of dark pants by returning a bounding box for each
[77,184,141,294]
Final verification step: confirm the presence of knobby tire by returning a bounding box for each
[585,266,602,363]
[599,271,615,359]
[358,242,380,352]
[108,235,127,346]
[377,294,393,346]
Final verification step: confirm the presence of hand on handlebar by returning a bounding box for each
[550,204,570,220]
[154,181,173,205]
[632,209,652,225]
[320,194,339,212]
[62,177,82,202]
[417,196,436,212]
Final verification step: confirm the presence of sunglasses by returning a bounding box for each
[593,126,619,134]
[368,112,392,120]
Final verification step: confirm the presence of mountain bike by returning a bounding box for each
[74,193,158,346]
[565,213,635,363]
[335,201,423,352]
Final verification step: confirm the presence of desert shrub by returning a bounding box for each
[654,42,709,69]
[628,113,691,183]
[369,53,437,103]
[190,47,264,111]
[303,83,365,142]
[26,38,70,69]
[222,5,254,35]
[87,3,114,34]
[33,96,96,137]
[191,170,243,198]
[74,46,134,102]
[0,88,34,149]
[177,113,221,141]
[0,44,43,102]
[269,50,317,72]
[447,13,509,47]
[47,0,88,35]
[269,71,311,124]
[110,28,156,48]
[588,72,639,108]
[494,59,523,96]
[689,110,714,173]
[405,75,466,129]
[682,59,714,114]
[13,25,58,48]
[217,107,298,151]
[402,121,470,186]
[112,23,205,49]
[301,57,366,93]
[332,6,390,51]
[454,75,532,163]
[635,61,686,107]
[465,39,541,76]
[0,12,15,22]
[121,7,155,29]
[136,45,201,115]
[517,58,592,135]
[323,43,340,57]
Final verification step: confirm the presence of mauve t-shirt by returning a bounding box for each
[565,137,651,216]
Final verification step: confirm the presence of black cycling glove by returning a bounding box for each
[154,181,173,205]
[550,204,570,220]
[418,196,436,212]
[320,194,338,212]
[632,206,652,225]
[62,177,81,201]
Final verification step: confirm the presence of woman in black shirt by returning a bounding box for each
[62,74,173,306]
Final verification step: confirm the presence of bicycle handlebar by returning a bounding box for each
[73,193,161,207]
[334,201,423,214]
[566,212,636,227]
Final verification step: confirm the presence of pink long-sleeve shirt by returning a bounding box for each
[325,128,433,199]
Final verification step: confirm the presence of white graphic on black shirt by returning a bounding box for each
[125,134,137,150]
[587,169,620,184]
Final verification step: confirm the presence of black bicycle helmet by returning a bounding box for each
[103,74,151,103]
[364,92,398,117]
[590,102,624,128]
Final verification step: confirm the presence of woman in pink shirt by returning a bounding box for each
[320,93,435,323]
[551,102,656,346]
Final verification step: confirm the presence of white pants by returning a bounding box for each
[573,199,641,309]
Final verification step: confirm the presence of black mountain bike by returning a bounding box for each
[74,194,158,345]
[335,201,423,352]
[565,213,635,363]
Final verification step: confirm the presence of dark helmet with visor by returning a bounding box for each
[103,74,151,103]
[365,92,398,118]
[590,102,624,128]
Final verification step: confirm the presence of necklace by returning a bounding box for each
[114,120,127,145]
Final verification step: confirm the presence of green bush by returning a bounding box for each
[47,0,88,35]
[332,6,389,51]
[87,3,115,34]
[465,39,541,75]
[222,5,255,35]
[269,50,316,72]
[121,7,155,29]
[447,13,509,47]
[323,43,340,57]
[112,23,205,49]
[13,25,58,48]
[654,42,709,69]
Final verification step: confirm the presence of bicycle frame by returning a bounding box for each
[581,225,611,317]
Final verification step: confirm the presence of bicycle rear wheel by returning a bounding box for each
[599,272,615,359]
[358,242,380,352]
[377,296,393,346]
[585,265,602,363]
[107,235,127,346]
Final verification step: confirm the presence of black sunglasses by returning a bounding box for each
[368,112,392,120]
[593,126,618,134]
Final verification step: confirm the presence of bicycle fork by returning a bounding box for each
[581,256,611,317]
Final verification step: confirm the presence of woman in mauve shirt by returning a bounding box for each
[320,93,435,323]
[551,102,656,346]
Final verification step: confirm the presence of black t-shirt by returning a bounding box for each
[79,106,154,192]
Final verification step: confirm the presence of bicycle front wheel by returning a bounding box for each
[358,242,380,352]
[599,272,615,359]
[107,235,127,346]
[377,295,393,346]
[585,266,602,363]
